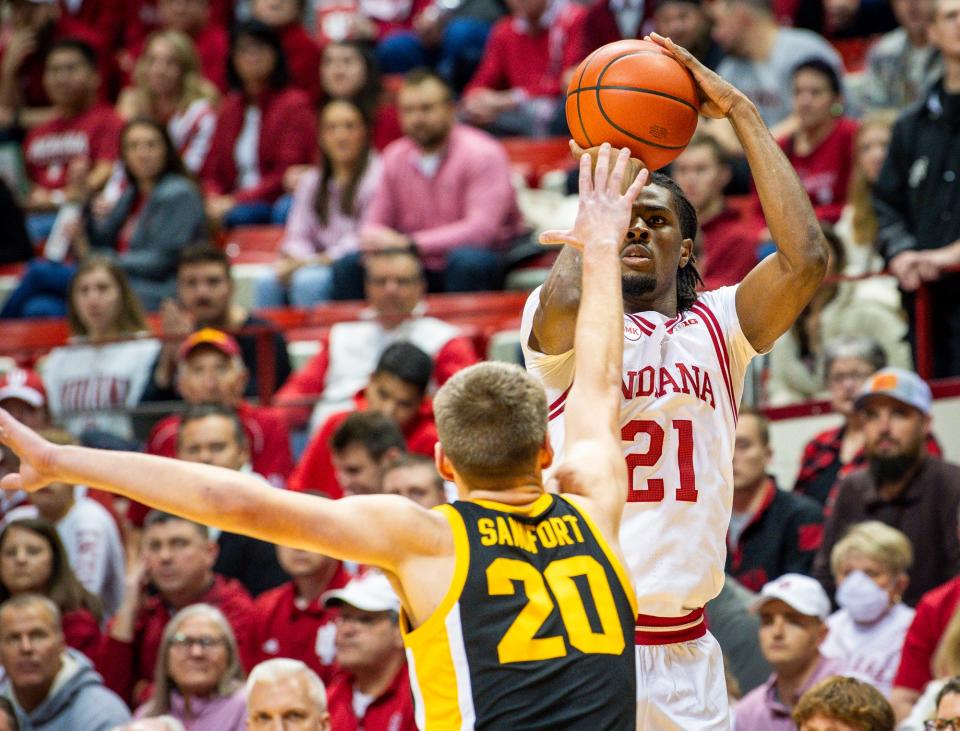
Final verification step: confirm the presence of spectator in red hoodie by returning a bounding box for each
[201,20,316,228]
[462,0,588,137]
[103,511,257,705]
[251,0,321,102]
[289,342,436,495]
[778,58,857,225]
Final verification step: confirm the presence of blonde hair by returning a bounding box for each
[433,362,547,484]
[830,521,913,578]
[934,607,960,678]
[848,111,897,248]
[129,31,219,117]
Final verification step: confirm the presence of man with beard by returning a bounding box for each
[334,69,525,296]
[812,367,960,606]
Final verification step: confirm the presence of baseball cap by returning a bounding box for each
[323,572,401,613]
[0,369,46,408]
[177,328,241,362]
[854,367,932,415]
[752,573,831,621]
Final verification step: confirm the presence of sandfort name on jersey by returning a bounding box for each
[476,513,587,555]
[620,362,716,409]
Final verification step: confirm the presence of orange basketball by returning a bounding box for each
[566,39,700,171]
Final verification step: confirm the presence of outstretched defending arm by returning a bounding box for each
[649,33,828,354]
[0,412,444,572]
[540,146,648,531]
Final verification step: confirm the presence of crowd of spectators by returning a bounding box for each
[0,0,956,728]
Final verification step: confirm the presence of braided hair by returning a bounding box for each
[650,172,703,312]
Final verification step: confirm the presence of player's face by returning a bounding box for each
[792,69,838,131]
[247,675,331,731]
[757,599,825,673]
[44,49,97,109]
[177,262,233,326]
[860,395,928,462]
[0,605,65,691]
[397,80,455,151]
[177,415,249,470]
[930,0,960,58]
[654,2,708,51]
[332,444,385,496]
[166,614,231,697]
[142,520,215,598]
[365,372,421,428]
[0,527,53,595]
[671,144,729,211]
[856,123,892,185]
[798,715,861,731]
[334,606,402,672]
[73,266,122,339]
[620,184,692,304]
[364,255,424,325]
[826,357,876,416]
[732,414,770,492]
[383,464,446,508]
[276,545,337,578]
[177,349,246,406]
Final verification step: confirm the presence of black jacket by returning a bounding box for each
[873,79,960,261]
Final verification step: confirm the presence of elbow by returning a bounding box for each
[798,225,830,285]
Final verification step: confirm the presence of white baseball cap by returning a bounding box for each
[322,572,400,613]
[752,573,831,621]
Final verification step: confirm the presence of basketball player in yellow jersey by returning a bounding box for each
[0,147,648,730]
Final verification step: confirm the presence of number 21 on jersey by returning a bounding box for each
[621,419,698,503]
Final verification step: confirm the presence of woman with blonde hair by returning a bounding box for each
[117,31,219,174]
[820,521,914,697]
[898,610,960,729]
[135,604,246,730]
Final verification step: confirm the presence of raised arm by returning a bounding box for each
[0,411,446,572]
[650,33,828,354]
[543,146,647,527]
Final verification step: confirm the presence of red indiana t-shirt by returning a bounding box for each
[24,104,123,190]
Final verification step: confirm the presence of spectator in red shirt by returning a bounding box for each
[461,0,587,137]
[251,543,351,683]
[323,573,416,731]
[140,328,294,495]
[200,20,317,228]
[290,342,435,496]
[0,0,111,129]
[175,405,289,598]
[125,0,233,56]
[21,38,123,241]
[297,412,406,497]
[0,518,106,674]
[778,59,858,225]
[251,0,321,102]
[274,247,479,432]
[123,0,230,93]
[382,453,447,508]
[671,131,760,290]
[245,658,331,730]
[103,511,257,705]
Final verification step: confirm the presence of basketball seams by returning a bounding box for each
[567,85,699,114]
[574,46,601,147]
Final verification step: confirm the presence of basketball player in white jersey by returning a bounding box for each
[522,34,829,730]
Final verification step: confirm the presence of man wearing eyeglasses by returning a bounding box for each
[273,247,479,433]
[926,678,960,731]
[321,572,415,731]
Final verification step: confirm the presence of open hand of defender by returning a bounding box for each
[539,143,650,251]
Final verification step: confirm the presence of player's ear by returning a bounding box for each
[434,442,456,482]
[539,432,554,470]
[679,238,694,268]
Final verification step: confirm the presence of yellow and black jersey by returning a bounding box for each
[401,493,638,730]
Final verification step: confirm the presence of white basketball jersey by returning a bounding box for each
[521,285,760,617]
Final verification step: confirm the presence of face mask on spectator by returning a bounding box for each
[836,570,890,623]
